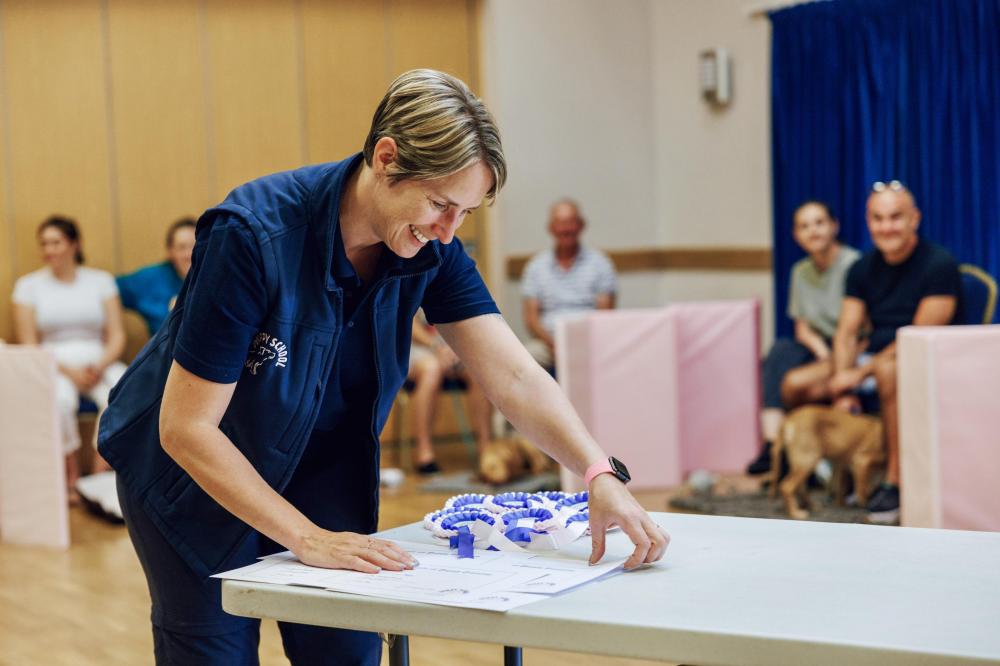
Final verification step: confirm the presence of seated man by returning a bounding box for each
[747,200,860,474]
[116,218,196,335]
[782,181,960,523]
[406,312,492,475]
[521,199,617,368]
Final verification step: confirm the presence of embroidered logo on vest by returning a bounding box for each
[245,332,288,375]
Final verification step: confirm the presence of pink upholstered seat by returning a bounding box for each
[556,301,760,491]
[0,345,69,548]
[898,325,1000,531]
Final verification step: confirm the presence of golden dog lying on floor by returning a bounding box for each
[770,405,885,519]
[478,437,553,485]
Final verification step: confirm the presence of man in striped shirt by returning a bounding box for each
[521,199,617,369]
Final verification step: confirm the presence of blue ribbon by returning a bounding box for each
[448,527,476,558]
[504,526,537,543]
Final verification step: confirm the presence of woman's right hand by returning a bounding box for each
[295,529,418,574]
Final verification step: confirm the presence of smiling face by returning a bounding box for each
[792,203,838,257]
[38,225,78,269]
[866,189,920,263]
[371,152,493,259]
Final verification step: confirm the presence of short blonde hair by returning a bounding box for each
[363,69,506,202]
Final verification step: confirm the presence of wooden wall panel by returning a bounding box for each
[2,0,115,276]
[300,0,387,164]
[0,109,11,342]
[388,0,474,83]
[106,0,212,273]
[507,247,774,279]
[203,0,304,200]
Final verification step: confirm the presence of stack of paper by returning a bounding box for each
[213,540,622,612]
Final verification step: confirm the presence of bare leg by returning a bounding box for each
[761,408,784,443]
[460,374,493,454]
[65,452,80,505]
[781,359,834,408]
[873,352,899,485]
[408,355,443,467]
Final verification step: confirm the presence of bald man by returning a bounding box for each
[781,182,961,523]
[521,199,617,368]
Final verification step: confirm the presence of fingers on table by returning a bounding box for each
[589,523,607,565]
[621,514,670,569]
[355,538,417,573]
[643,516,670,563]
[374,539,418,569]
[620,519,653,570]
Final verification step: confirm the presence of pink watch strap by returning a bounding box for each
[584,459,614,486]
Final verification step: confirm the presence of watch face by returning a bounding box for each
[609,457,631,482]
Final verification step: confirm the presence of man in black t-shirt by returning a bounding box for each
[827,182,960,523]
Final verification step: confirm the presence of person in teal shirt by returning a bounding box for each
[116,218,195,335]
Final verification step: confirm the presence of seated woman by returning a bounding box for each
[406,311,492,474]
[12,216,127,502]
[747,201,860,474]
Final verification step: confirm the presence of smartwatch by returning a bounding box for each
[584,456,631,486]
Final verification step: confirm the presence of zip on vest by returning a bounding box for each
[367,268,430,526]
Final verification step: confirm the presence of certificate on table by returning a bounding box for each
[213,540,623,612]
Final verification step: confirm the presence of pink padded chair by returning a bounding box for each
[898,325,1000,531]
[556,301,761,491]
[0,345,69,548]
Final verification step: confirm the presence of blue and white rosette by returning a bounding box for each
[500,507,557,544]
[555,491,589,516]
[422,505,473,531]
[429,508,498,558]
[529,491,568,511]
[443,493,491,511]
[483,491,545,513]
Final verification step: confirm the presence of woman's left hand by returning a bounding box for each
[587,474,670,570]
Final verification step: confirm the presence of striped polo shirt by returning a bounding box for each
[521,245,617,333]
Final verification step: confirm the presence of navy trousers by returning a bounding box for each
[118,430,382,665]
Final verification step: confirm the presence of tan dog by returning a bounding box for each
[478,437,552,485]
[770,405,885,519]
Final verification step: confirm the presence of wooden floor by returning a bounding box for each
[0,447,696,666]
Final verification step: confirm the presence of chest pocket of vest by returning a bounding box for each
[274,338,323,454]
[221,330,328,471]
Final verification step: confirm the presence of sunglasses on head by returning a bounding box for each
[871,180,905,192]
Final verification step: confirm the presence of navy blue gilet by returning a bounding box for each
[98,154,449,578]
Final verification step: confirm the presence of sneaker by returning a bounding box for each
[746,442,774,475]
[866,483,900,524]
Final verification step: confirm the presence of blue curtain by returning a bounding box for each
[769,0,1000,338]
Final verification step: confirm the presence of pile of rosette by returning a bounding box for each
[422,491,590,558]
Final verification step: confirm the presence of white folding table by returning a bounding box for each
[222,512,1000,665]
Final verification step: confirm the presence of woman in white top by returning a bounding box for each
[12,216,127,501]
